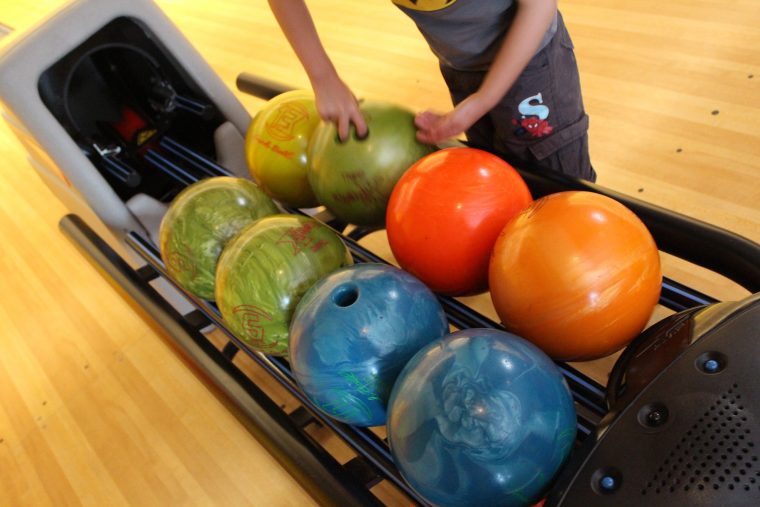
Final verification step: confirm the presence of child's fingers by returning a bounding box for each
[351,110,368,139]
[337,115,350,142]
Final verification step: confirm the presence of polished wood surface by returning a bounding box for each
[1,0,758,505]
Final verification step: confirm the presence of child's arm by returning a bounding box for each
[268,0,366,141]
[415,0,557,144]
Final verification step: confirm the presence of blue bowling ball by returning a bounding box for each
[289,263,449,426]
[387,328,577,507]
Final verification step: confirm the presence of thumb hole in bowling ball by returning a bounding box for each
[331,283,359,307]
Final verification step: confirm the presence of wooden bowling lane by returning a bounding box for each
[0,118,320,507]
[1,0,759,505]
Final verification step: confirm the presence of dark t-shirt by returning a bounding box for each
[392,0,557,71]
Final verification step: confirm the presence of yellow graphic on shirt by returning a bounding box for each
[391,0,457,12]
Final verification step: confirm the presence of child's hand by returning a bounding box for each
[414,110,463,145]
[313,76,367,142]
[415,97,482,145]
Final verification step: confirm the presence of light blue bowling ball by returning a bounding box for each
[289,263,449,426]
[387,328,577,507]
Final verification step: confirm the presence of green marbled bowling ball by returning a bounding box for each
[307,100,435,227]
[215,214,353,355]
[159,176,279,300]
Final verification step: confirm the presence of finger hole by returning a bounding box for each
[354,126,369,141]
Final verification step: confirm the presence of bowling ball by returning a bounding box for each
[245,90,321,208]
[307,100,435,226]
[489,191,662,361]
[289,263,449,426]
[387,328,577,507]
[215,214,353,356]
[159,176,279,300]
[386,147,532,296]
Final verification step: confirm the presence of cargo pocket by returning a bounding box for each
[528,114,594,180]
[529,114,588,161]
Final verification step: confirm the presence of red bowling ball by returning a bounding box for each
[386,147,532,296]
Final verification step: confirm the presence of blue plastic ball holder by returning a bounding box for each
[387,328,577,507]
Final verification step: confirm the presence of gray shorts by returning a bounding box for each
[440,12,595,181]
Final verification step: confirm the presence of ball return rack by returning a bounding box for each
[2,1,759,505]
[58,83,760,504]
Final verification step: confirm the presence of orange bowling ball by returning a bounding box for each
[488,191,662,361]
[386,147,532,296]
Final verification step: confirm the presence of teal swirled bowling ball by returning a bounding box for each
[387,328,577,507]
[289,263,449,426]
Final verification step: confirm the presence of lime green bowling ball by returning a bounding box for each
[159,176,279,300]
[215,214,353,356]
[307,101,435,227]
[245,90,321,208]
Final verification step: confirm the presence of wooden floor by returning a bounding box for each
[0,0,758,505]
